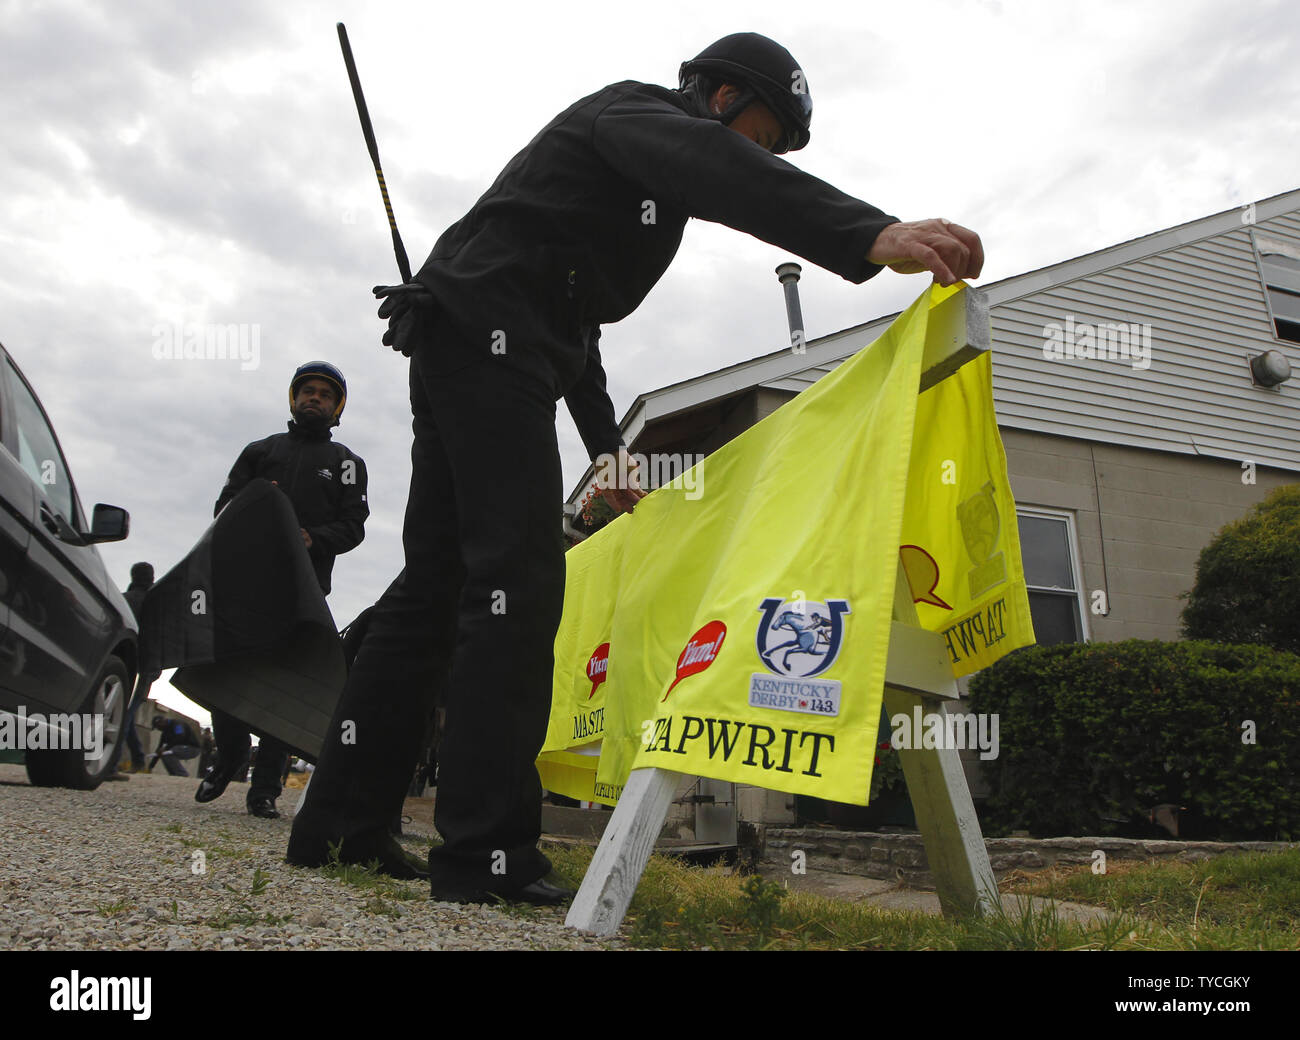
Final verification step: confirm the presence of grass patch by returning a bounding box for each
[221,868,274,899]
[249,868,271,896]
[1009,847,1300,950]
[203,867,295,931]
[363,896,403,918]
[94,899,133,918]
[314,841,424,902]
[541,842,1298,951]
[486,897,548,921]
[205,909,295,929]
[172,833,253,861]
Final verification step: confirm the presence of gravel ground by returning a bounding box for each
[0,764,621,951]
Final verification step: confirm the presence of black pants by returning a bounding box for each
[155,744,199,776]
[290,348,565,892]
[211,710,290,806]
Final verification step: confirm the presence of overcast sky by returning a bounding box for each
[2,0,1296,722]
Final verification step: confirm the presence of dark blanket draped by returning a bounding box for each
[138,479,345,761]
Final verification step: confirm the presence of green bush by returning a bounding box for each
[1181,483,1300,654]
[967,640,1300,840]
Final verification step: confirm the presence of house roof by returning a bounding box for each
[620,186,1300,443]
[568,186,1300,507]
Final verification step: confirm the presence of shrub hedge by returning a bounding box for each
[1181,483,1300,655]
[966,640,1300,840]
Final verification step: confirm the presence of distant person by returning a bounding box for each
[119,562,159,773]
[195,362,369,819]
[149,715,202,776]
[197,727,216,777]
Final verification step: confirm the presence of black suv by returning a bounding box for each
[0,341,137,789]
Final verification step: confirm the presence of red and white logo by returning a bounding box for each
[663,620,726,701]
[586,642,610,699]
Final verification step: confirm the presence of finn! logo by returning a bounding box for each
[663,620,726,701]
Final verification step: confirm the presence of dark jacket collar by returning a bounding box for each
[287,419,333,441]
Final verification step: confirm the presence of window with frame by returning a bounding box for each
[1016,510,1086,644]
[7,360,79,526]
[1254,240,1300,344]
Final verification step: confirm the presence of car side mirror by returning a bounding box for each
[85,504,130,544]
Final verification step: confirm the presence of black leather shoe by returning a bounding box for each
[195,765,233,803]
[247,797,281,819]
[352,834,430,880]
[379,837,431,880]
[501,878,576,906]
[432,877,576,907]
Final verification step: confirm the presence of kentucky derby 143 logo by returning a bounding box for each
[749,597,850,717]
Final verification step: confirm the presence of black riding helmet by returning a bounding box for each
[289,361,347,425]
[679,32,812,154]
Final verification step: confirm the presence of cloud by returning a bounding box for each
[1,0,1295,661]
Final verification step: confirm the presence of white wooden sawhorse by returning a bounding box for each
[566,287,999,936]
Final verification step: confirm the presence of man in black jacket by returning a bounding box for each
[119,561,157,773]
[149,715,202,775]
[198,361,369,818]
[290,33,982,900]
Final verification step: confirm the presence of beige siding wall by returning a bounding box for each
[989,209,1300,471]
[1003,429,1296,640]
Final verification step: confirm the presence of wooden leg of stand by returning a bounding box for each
[883,687,998,917]
[565,767,678,936]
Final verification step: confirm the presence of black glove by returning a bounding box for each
[373,282,438,357]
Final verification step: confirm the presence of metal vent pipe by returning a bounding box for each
[775,262,805,353]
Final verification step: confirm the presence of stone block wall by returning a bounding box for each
[760,827,1296,889]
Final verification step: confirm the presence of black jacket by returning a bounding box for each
[123,581,151,620]
[415,80,899,459]
[157,719,200,750]
[216,422,369,594]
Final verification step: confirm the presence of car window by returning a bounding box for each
[7,359,79,525]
